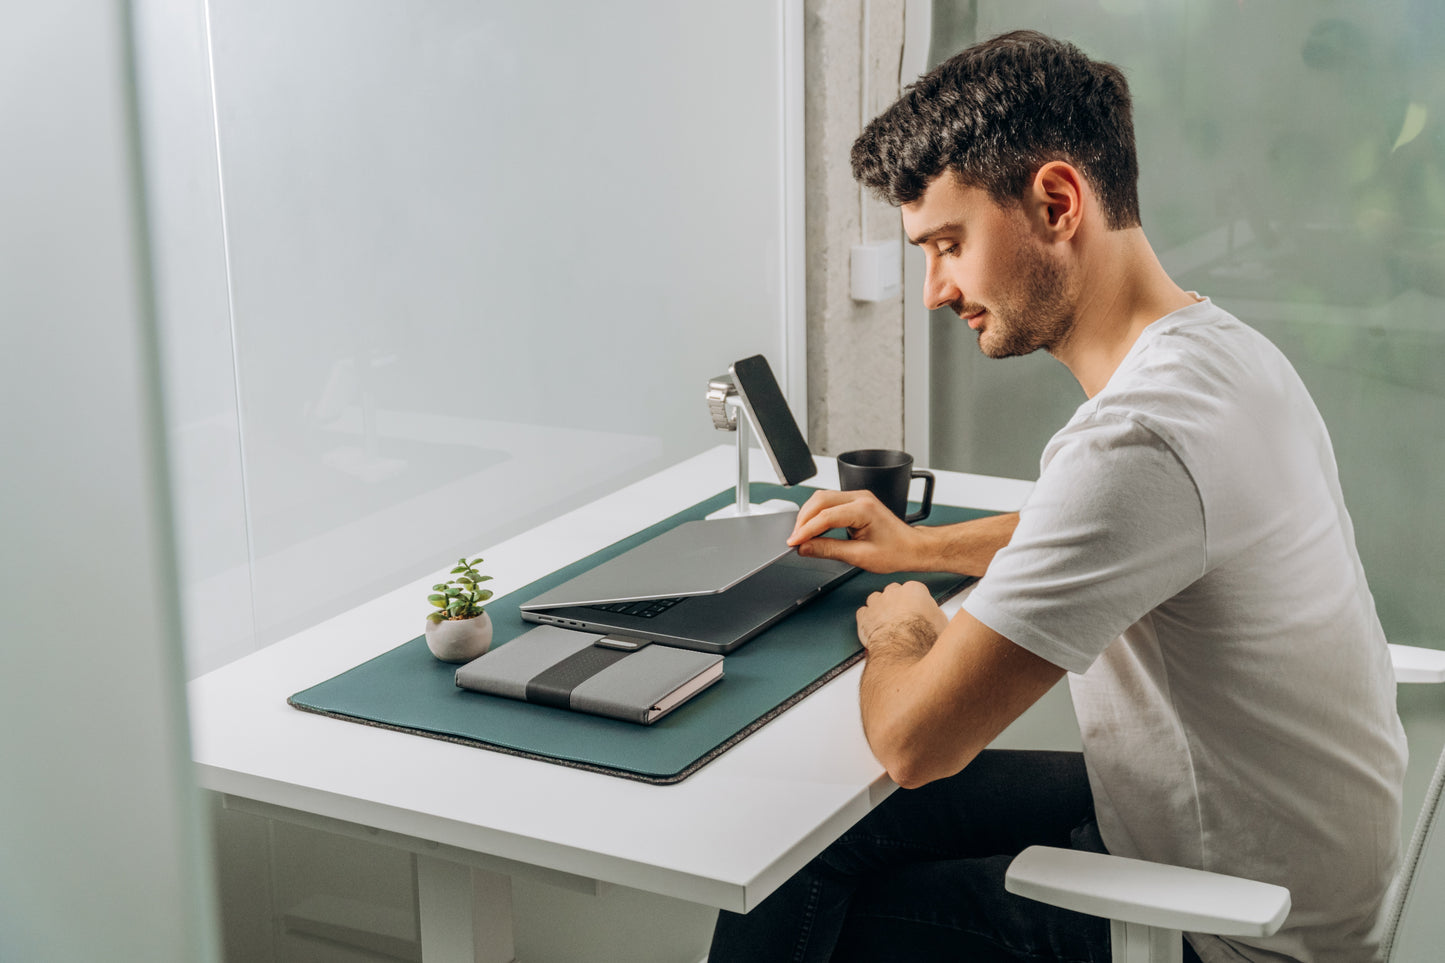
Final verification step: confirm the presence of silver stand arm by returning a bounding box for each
[705,373,798,521]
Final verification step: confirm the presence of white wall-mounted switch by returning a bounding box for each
[850,240,902,302]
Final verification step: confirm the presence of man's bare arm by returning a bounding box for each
[914,511,1021,576]
[788,489,1019,576]
[854,582,1064,789]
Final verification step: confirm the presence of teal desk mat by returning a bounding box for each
[289,485,994,784]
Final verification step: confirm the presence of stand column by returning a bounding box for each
[733,397,751,515]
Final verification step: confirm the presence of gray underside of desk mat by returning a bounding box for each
[288,486,990,784]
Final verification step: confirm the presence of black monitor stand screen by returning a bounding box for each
[730,354,817,487]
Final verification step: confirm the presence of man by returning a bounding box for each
[709,30,1406,963]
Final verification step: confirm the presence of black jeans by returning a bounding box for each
[709,750,1205,963]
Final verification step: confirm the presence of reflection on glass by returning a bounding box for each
[928,1,1445,645]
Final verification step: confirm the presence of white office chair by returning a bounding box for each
[1005,643,1445,963]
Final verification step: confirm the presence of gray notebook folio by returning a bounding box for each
[455,625,725,725]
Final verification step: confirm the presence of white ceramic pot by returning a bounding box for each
[424,611,494,663]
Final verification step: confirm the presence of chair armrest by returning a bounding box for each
[1005,846,1290,938]
[1390,644,1445,684]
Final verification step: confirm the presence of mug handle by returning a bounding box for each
[904,470,935,524]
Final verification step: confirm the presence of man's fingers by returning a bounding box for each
[789,498,859,545]
[789,492,834,542]
[797,534,852,561]
[800,537,835,559]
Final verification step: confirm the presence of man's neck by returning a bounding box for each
[1052,226,1198,398]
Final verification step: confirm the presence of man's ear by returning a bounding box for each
[1029,162,1084,240]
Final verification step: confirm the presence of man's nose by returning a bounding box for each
[922,259,961,311]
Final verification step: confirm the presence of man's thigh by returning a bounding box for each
[819,749,1097,874]
[833,854,1203,963]
[825,750,1202,963]
[829,750,1104,962]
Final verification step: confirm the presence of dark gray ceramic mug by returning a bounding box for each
[836,449,935,523]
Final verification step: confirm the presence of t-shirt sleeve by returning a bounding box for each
[963,414,1206,675]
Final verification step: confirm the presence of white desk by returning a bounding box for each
[188,447,1036,961]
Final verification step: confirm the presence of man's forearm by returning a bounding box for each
[918,511,1019,576]
[855,600,1066,789]
[858,617,940,782]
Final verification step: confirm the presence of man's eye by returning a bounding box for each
[938,243,960,257]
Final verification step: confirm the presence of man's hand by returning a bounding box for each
[856,581,949,657]
[788,489,932,573]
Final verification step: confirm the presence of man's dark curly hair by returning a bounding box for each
[851,30,1141,230]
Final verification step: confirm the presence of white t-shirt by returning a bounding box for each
[964,299,1406,963]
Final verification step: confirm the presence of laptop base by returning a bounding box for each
[521,555,857,654]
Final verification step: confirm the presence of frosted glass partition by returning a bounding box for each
[927,3,1445,647]
[147,0,801,674]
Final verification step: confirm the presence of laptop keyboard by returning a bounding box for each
[588,596,686,619]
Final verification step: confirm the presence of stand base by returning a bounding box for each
[706,498,799,520]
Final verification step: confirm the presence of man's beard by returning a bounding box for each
[966,241,1074,359]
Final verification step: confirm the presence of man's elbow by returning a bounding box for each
[885,761,935,791]
[872,732,978,790]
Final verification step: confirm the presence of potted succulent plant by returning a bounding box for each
[424,557,495,663]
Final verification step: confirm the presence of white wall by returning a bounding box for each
[139,0,805,676]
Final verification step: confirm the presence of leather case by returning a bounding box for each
[455,625,724,725]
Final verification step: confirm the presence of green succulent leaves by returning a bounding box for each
[425,556,493,624]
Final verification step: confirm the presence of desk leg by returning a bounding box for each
[414,854,516,963]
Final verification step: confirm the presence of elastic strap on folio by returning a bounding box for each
[525,644,631,709]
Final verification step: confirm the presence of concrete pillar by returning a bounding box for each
[804,0,910,455]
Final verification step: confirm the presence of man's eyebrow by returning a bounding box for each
[906,220,966,247]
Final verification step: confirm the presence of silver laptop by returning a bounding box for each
[519,512,857,654]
